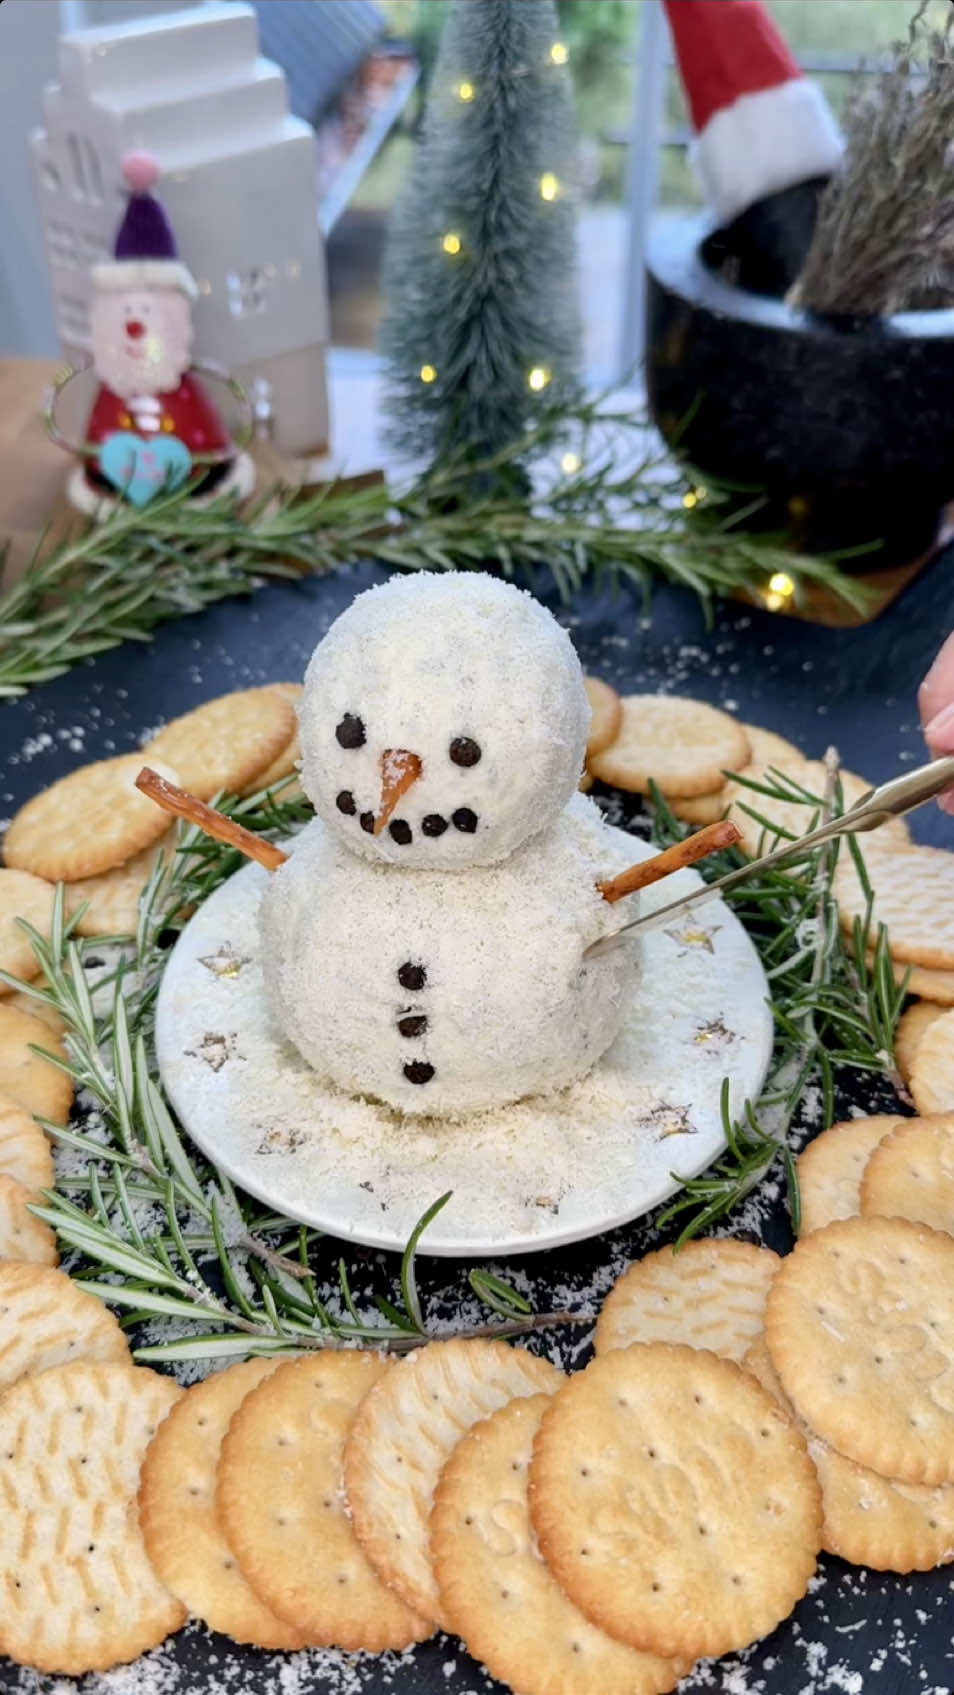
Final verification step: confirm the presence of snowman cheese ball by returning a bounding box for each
[260,573,641,1116]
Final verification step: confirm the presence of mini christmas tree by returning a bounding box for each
[380,0,581,475]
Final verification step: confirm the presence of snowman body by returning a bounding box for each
[259,572,641,1117]
[261,794,638,1116]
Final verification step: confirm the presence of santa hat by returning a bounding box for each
[664,1,842,227]
[91,152,197,299]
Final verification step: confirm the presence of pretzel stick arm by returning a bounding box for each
[135,767,289,872]
[598,819,741,904]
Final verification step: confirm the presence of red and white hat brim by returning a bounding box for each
[695,78,843,225]
[91,259,198,300]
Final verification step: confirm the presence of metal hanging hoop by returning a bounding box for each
[45,360,254,464]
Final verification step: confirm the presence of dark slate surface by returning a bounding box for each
[1,549,953,1695]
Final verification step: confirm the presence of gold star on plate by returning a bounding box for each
[693,1017,733,1048]
[255,1126,308,1156]
[198,943,251,979]
[186,1031,240,1072]
[664,924,720,955]
[648,1103,696,1141]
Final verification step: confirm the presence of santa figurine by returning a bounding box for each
[63,152,254,515]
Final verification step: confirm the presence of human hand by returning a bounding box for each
[919,630,954,814]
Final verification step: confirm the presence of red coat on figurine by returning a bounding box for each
[72,152,250,512]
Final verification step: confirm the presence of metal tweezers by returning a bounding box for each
[590,753,954,952]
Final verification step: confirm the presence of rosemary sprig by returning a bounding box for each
[0,399,871,697]
[4,766,904,1355]
[653,764,906,1241]
[4,813,579,1362]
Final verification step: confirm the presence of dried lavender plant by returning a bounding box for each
[793,2,954,317]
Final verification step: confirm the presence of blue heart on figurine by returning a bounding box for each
[99,431,193,507]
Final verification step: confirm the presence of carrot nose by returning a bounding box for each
[374,749,422,835]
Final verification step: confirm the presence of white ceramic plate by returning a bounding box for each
[155,832,773,1257]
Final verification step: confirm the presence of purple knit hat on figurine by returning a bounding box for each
[92,152,197,299]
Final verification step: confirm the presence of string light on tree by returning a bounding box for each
[456,80,475,102]
[540,172,560,201]
[550,41,569,64]
[441,232,463,255]
[528,366,552,392]
[561,451,581,474]
[682,485,708,509]
[765,570,796,611]
[420,364,437,384]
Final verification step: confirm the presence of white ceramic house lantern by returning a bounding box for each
[31,0,330,456]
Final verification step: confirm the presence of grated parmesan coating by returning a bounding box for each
[259,794,639,1116]
[298,571,590,867]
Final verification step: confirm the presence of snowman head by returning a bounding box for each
[299,573,590,867]
[90,285,193,398]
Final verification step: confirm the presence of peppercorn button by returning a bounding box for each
[398,962,427,991]
[397,1014,428,1038]
[336,790,356,815]
[452,808,478,833]
[404,1061,435,1085]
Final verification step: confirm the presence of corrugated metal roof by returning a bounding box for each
[252,0,386,127]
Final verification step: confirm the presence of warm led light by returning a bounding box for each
[528,366,551,391]
[441,232,462,255]
[550,41,569,64]
[561,451,581,473]
[682,491,698,510]
[540,172,559,201]
[457,80,475,101]
[768,571,796,598]
[420,364,437,384]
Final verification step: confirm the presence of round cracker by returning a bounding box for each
[0,1091,54,1194]
[146,688,296,802]
[860,1114,954,1235]
[0,1002,72,1124]
[0,1262,128,1391]
[0,1173,58,1264]
[742,725,806,769]
[909,1008,954,1116]
[240,683,303,795]
[589,695,750,798]
[3,989,66,1040]
[766,1216,954,1486]
[796,1115,906,1236]
[0,1361,184,1674]
[744,1336,954,1572]
[583,677,623,760]
[139,1356,305,1649]
[0,869,55,990]
[897,963,954,1005]
[344,1337,561,1626]
[669,789,727,825]
[595,1238,779,1363]
[835,841,954,971]
[431,1394,689,1695]
[217,1352,431,1650]
[66,828,178,940]
[3,754,179,883]
[896,1002,948,1084]
[529,1342,821,1661]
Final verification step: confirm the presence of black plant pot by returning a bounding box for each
[645,212,954,569]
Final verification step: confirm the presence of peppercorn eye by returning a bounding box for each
[336,713,366,749]
[449,736,481,767]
